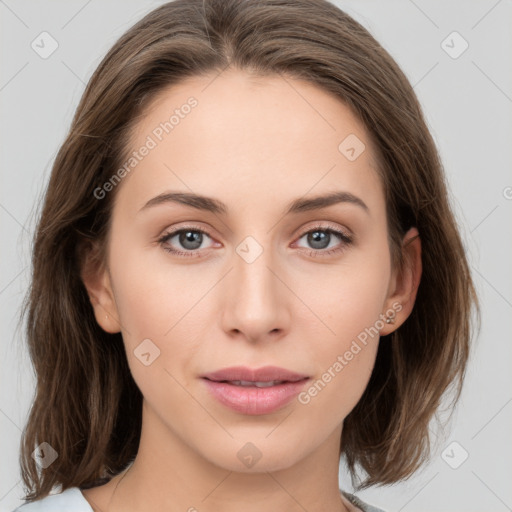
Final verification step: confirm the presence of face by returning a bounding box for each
[84,68,419,474]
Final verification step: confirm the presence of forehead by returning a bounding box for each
[116,68,384,218]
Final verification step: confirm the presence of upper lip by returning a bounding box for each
[201,366,309,383]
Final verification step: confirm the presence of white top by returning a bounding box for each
[12,486,385,512]
[12,488,93,512]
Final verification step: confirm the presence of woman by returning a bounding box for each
[14,0,479,511]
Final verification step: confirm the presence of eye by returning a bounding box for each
[294,224,353,258]
[157,223,353,259]
[157,226,216,258]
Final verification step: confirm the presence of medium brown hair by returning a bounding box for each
[18,0,479,501]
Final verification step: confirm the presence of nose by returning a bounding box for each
[220,238,291,344]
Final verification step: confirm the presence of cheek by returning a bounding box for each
[295,275,385,419]
[293,248,390,414]
[109,235,207,335]
[298,243,391,343]
[297,344,378,426]
[108,238,209,384]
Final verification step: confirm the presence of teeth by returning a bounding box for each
[229,380,283,387]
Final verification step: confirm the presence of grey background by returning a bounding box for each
[1,1,511,511]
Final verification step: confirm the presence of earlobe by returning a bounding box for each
[380,227,422,336]
[79,241,121,334]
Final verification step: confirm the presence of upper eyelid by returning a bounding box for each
[160,222,350,239]
[159,221,212,235]
[298,223,351,236]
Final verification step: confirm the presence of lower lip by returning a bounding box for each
[202,378,309,415]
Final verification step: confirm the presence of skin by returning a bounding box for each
[81,68,421,512]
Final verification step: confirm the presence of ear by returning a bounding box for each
[79,240,121,334]
[379,227,422,335]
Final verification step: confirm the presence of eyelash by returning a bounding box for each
[157,223,353,259]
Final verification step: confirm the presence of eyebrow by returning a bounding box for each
[138,190,369,216]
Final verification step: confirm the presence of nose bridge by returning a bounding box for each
[222,232,289,339]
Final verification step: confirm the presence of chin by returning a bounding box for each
[201,437,305,474]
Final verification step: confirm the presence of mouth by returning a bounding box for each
[205,379,302,388]
[201,365,309,383]
[200,366,310,415]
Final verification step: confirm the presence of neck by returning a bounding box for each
[88,400,351,512]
